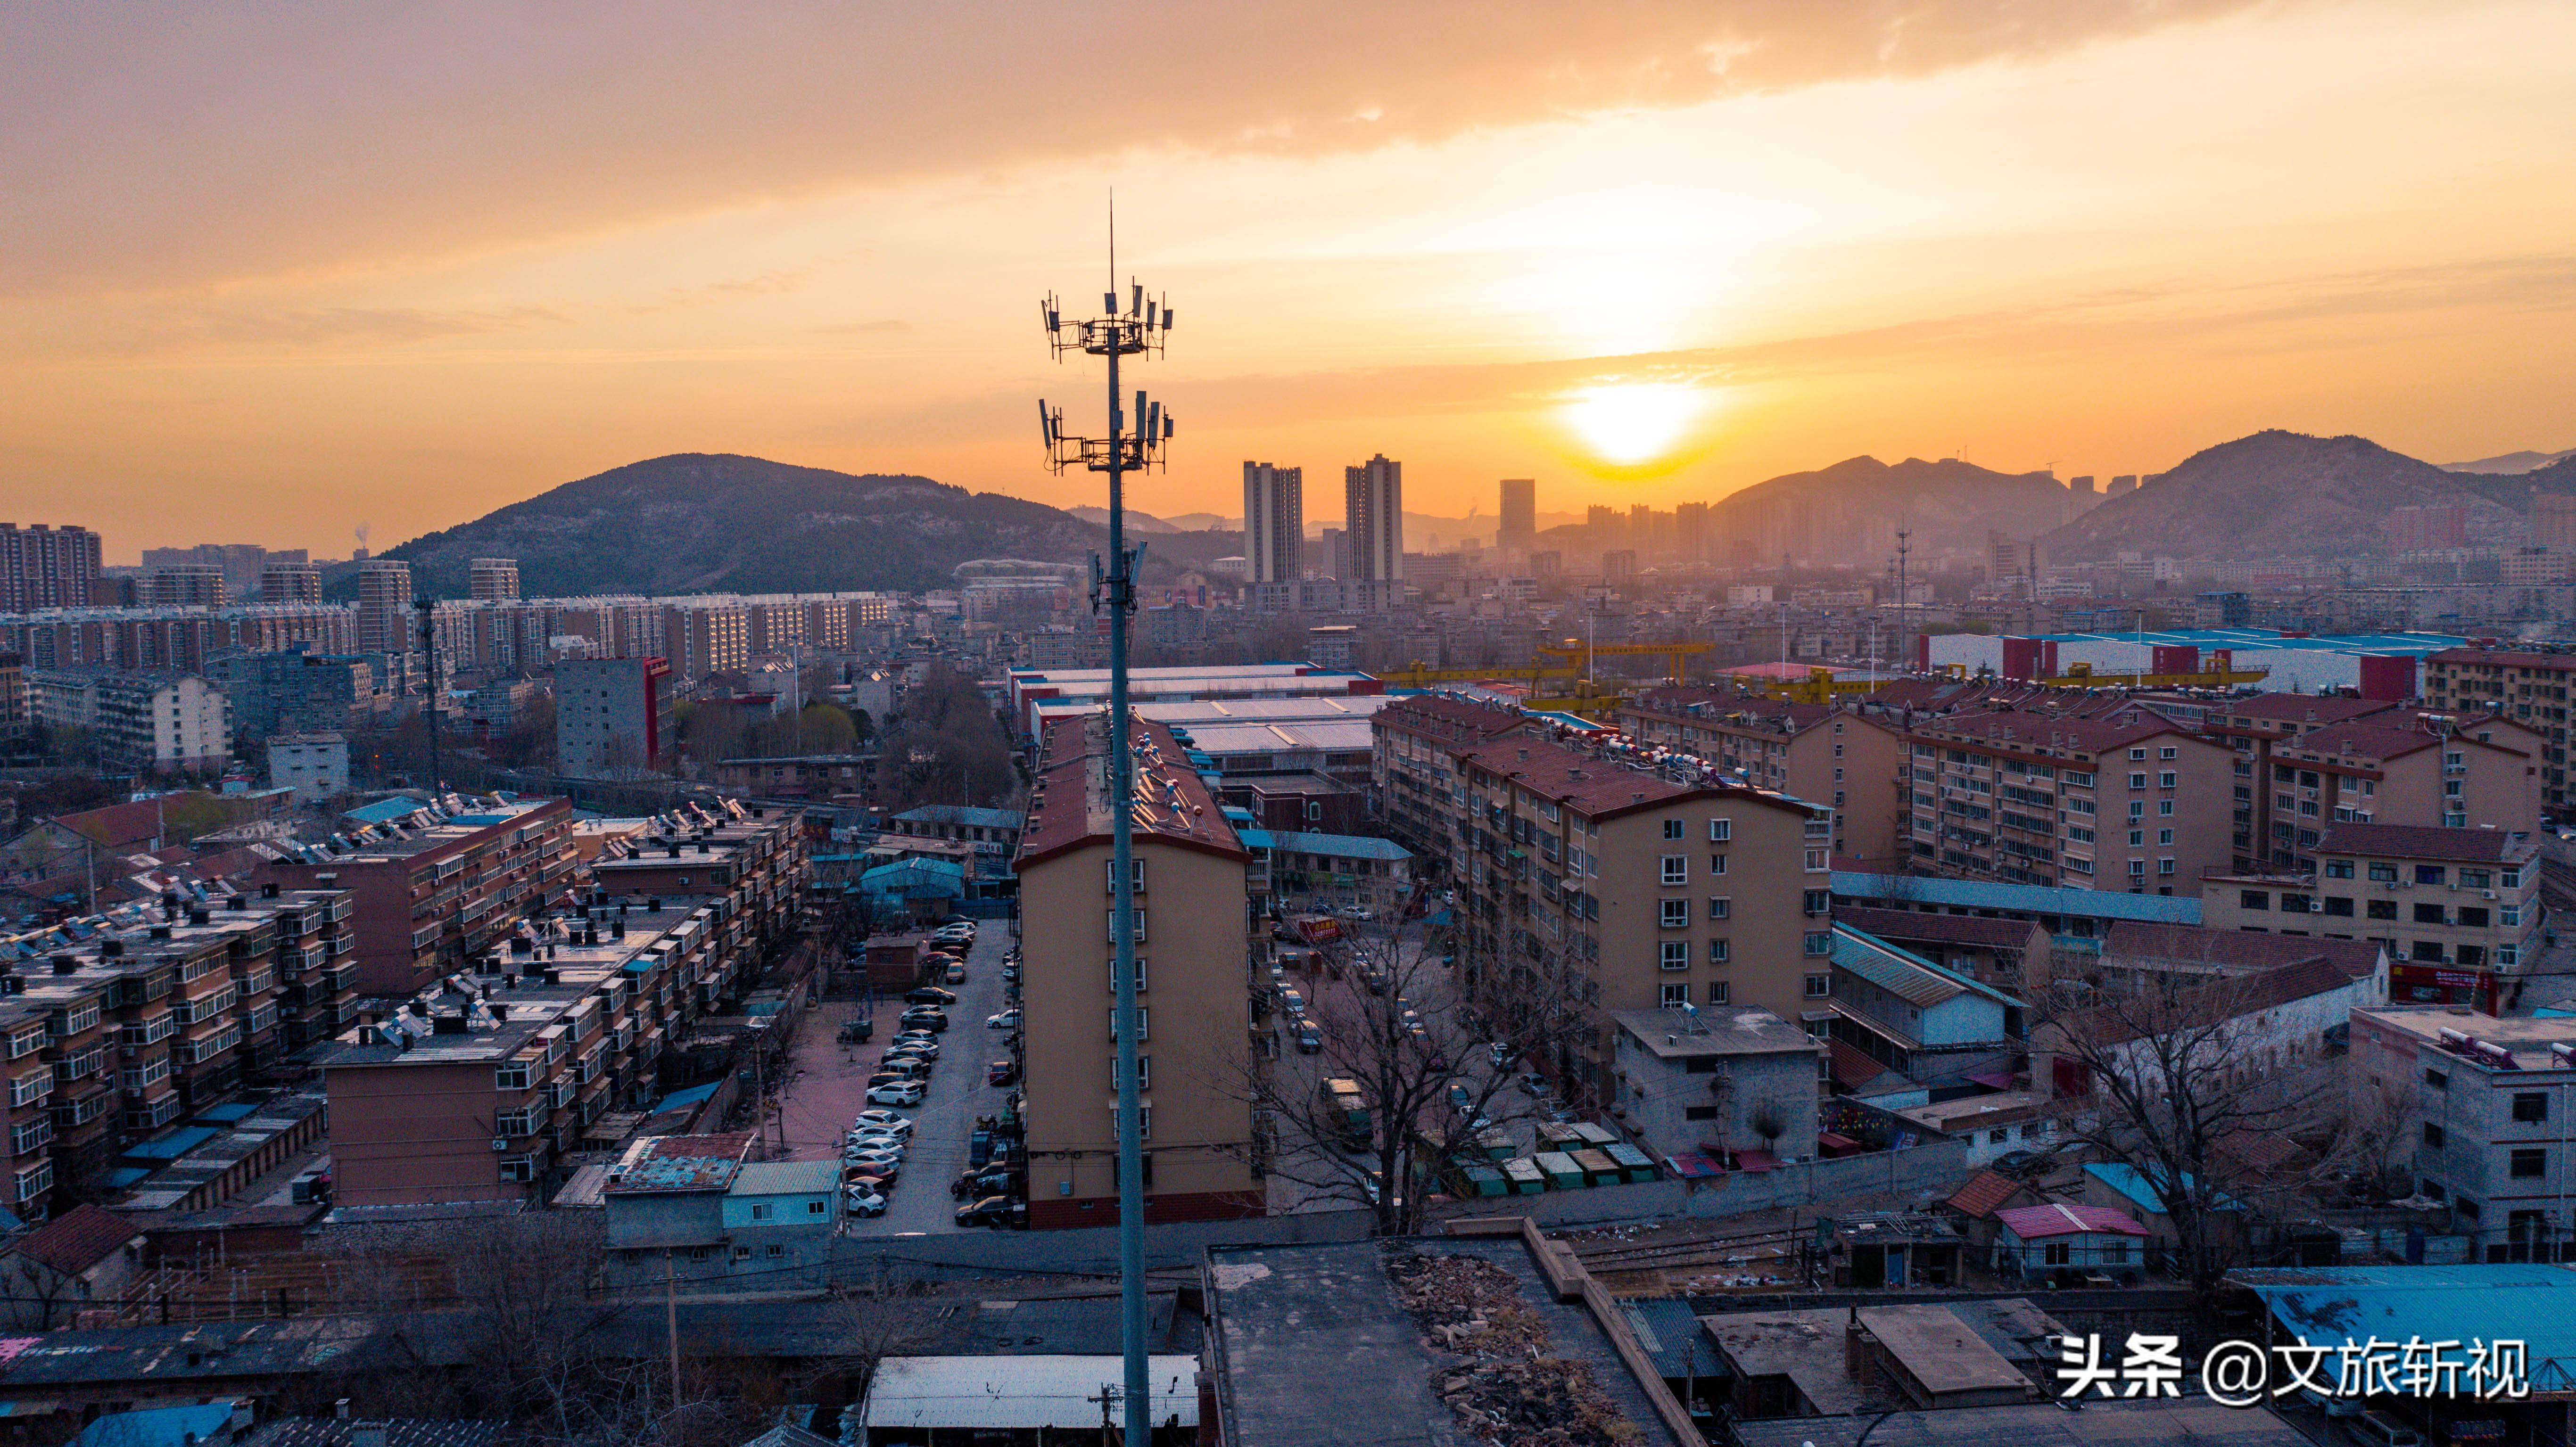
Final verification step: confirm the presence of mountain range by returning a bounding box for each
[356,432,2576,600]
[2444,447,2576,475]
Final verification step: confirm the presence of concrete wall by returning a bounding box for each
[1434,1138,1974,1231]
[828,1203,1377,1281]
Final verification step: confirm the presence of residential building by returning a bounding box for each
[1238,827,1410,911]
[890,805,1024,858]
[2206,695,2541,870]
[586,804,809,956]
[0,524,103,613]
[599,1134,755,1281]
[1992,1203,2149,1282]
[2385,504,2469,552]
[1498,477,1535,556]
[265,733,347,802]
[1832,906,2034,994]
[1014,713,1261,1227]
[468,558,520,602]
[1241,462,1303,585]
[220,645,380,743]
[1343,453,1403,584]
[1896,710,2237,894]
[257,560,321,604]
[1369,695,1835,1094]
[0,650,24,745]
[555,656,673,779]
[0,1204,146,1328]
[257,796,579,996]
[660,600,749,682]
[2347,1008,2576,1261]
[139,543,303,604]
[28,669,231,775]
[315,870,773,1207]
[1892,1093,2058,1170]
[1615,690,1905,863]
[354,560,412,657]
[2314,822,2541,1003]
[714,753,876,801]
[2421,647,2576,811]
[1826,924,2023,1108]
[1608,1006,1823,1162]
[143,565,227,609]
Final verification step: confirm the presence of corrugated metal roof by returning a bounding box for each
[604,1133,750,1194]
[2231,1263,2576,1289]
[863,1355,1199,1430]
[1832,925,2023,1010]
[1236,829,1412,862]
[1998,1203,2147,1240]
[727,1160,838,1197]
[2250,1277,2576,1391]
[2083,1161,2241,1215]
[1833,871,2204,926]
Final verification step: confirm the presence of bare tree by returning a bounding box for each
[2030,945,2343,1297]
[1215,913,1578,1235]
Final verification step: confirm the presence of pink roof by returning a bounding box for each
[1997,1202,2148,1240]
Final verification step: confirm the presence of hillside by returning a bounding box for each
[1704,455,2074,566]
[374,454,1128,597]
[2444,447,2576,475]
[2041,430,2526,562]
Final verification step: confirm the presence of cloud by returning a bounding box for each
[0,1,2269,295]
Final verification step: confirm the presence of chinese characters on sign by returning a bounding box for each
[2058,1333,2530,1409]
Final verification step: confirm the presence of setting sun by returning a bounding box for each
[1558,382,1711,468]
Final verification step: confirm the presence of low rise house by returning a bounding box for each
[2079,1161,2243,1266]
[0,1202,145,1328]
[1891,1093,2057,1170]
[601,1133,754,1285]
[1993,1203,2148,1283]
[1827,925,2024,1105]
[2348,1007,2576,1262]
[1943,1170,2044,1252]
[1608,1007,1824,1163]
[719,1159,839,1274]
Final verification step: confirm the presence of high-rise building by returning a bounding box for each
[1241,463,1303,585]
[2383,505,2469,553]
[0,524,103,613]
[259,559,322,603]
[2106,475,2139,498]
[1674,501,1710,559]
[140,544,298,602]
[1321,528,1349,581]
[556,656,674,778]
[469,557,521,602]
[1343,453,1403,583]
[2533,493,2576,551]
[1498,478,1536,554]
[355,560,413,656]
[142,564,227,608]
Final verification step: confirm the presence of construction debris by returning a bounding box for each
[1384,1250,1643,1447]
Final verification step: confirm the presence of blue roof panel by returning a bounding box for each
[1832,871,2203,926]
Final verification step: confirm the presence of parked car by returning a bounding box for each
[1296,1023,1322,1054]
[853,1109,911,1130]
[951,1167,1016,1198]
[842,1187,889,1217]
[1992,1149,2058,1180]
[968,1128,995,1168]
[988,1059,1019,1086]
[873,1057,929,1080]
[945,964,968,984]
[899,1007,949,1032]
[885,1038,940,1060]
[986,1009,1020,1031]
[1000,962,1021,983]
[957,1195,1028,1229]
[1488,1041,1515,1069]
[904,987,958,1006]
[1519,1072,1549,1096]
[866,1081,925,1106]
[837,1019,873,1044]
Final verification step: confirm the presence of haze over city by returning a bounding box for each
[8,0,2575,559]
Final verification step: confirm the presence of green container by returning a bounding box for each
[1605,1143,1660,1184]
[1502,1158,1545,1195]
[1461,1165,1507,1198]
[1535,1150,1586,1190]
[1569,1147,1622,1186]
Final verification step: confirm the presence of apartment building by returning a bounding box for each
[555,656,674,779]
[1372,694,1536,863]
[266,733,347,802]
[257,796,580,996]
[2422,647,2576,812]
[0,882,356,1217]
[2204,695,2541,871]
[0,524,103,614]
[1896,712,2237,895]
[1014,713,1262,1228]
[0,651,24,745]
[314,884,770,1207]
[1371,696,1833,1093]
[354,560,412,658]
[660,601,749,682]
[2309,823,2540,1006]
[2349,1008,2576,1261]
[588,803,809,958]
[1615,690,1905,863]
[29,669,231,776]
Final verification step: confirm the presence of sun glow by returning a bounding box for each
[1558,383,1710,467]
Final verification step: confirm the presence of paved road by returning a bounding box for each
[774,919,1018,1234]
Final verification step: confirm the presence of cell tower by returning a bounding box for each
[1035,209,1174,1447]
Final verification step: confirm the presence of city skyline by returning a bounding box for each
[6,2,2573,559]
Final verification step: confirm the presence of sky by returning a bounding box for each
[4,1,2573,562]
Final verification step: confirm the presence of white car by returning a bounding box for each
[853,1109,910,1129]
[866,1081,925,1107]
[843,1187,889,1217]
[847,1128,909,1150]
[844,1148,904,1172]
[987,1010,1021,1030]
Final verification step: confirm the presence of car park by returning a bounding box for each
[843,1187,889,1217]
[988,1059,1019,1086]
[866,1081,925,1106]
[956,1195,1028,1229]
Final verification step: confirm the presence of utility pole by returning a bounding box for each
[1038,206,1175,1447]
[665,1249,681,1407]
[1896,527,1912,675]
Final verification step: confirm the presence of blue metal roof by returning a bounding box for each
[2015,627,2468,657]
[1832,871,2203,926]
[74,1405,239,1447]
[122,1126,217,1161]
[892,804,1025,830]
[1236,829,1412,862]
[343,797,427,825]
[2246,1273,2576,1391]
[1833,922,2024,1009]
[2232,1263,2576,1290]
[653,1083,718,1113]
[2084,1161,2240,1215]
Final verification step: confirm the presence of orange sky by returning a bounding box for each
[4,1,2572,561]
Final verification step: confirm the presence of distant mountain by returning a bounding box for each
[1067,506,1181,534]
[374,454,1133,597]
[1160,511,1235,532]
[2444,448,2576,475]
[2042,430,2526,562]
[1702,455,2074,565]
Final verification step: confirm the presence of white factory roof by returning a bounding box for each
[1028,694,1394,727]
[861,1355,1200,1430]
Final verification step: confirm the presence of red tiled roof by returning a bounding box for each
[1947,1170,2033,1220]
[1453,732,1815,822]
[2220,695,2400,727]
[1904,709,2196,757]
[2315,822,2531,864]
[15,1203,141,1277]
[1828,1038,1895,1091]
[2274,724,2442,762]
[1998,1202,2147,1239]
[2103,923,2383,980]
[2427,648,2576,671]
[1016,714,1247,869]
[1376,695,1531,740]
[52,800,171,850]
[1838,906,2039,952]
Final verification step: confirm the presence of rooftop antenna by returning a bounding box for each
[1038,192,1173,1447]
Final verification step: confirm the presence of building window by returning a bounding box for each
[807,1200,827,1216]
[1107,1007,1150,1041]
[1709,938,1731,964]
[2512,1148,2547,1179]
[1709,854,1728,876]
[1660,941,1690,971]
[1803,932,1831,957]
[1660,855,1688,885]
[2515,1093,2548,1123]
[1708,896,1731,920]
[2158,770,2177,789]
[1803,848,1829,872]
[2424,1068,2448,1089]
[1684,1105,1718,1121]
[2369,862,2398,882]
[1804,974,1831,998]
[2129,772,2148,789]
[1709,819,1731,842]
[2326,859,2354,878]
[2416,865,2447,886]
[1660,983,1691,1006]
[2240,891,2270,911]
[1989,1128,2009,1144]
[2424,1123,2445,1147]
[1708,982,1729,1005]
[1660,899,1690,929]
[2045,1242,2071,1266]
[751,1203,773,1220]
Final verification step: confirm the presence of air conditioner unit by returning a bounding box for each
[491,1137,510,1151]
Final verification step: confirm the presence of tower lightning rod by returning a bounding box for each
[1037,197,1175,1447]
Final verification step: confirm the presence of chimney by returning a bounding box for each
[51,955,78,975]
